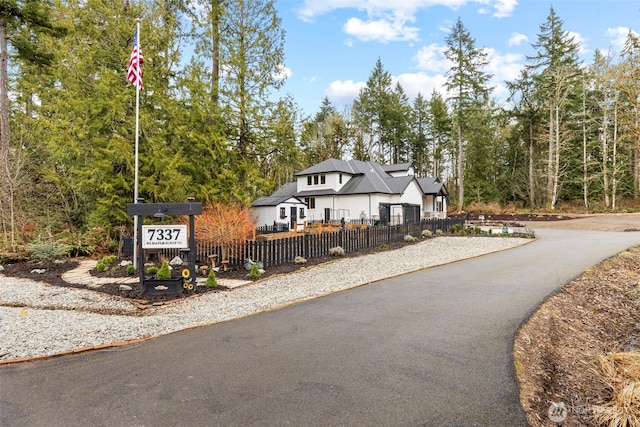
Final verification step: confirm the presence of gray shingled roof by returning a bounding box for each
[263,159,446,200]
[381,162,413,173]
[417,177,448,196]
[271,182,297,197]
[294,159,357,176]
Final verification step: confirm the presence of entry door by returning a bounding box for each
[324,208,331,223]
[290,206,297,230]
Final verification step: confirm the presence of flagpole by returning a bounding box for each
[133,18,141,270]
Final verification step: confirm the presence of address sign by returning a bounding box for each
[142,225,188,248]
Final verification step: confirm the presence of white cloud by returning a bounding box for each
[413,43,451,73]
[344,17,420,43]
[567,31,589,55]
[508,32,528,47]
[274,65,292,82]
[296,0,518,39]
[606,27,639,53]
[395,72,449,99]
[492,0,517,18]
[324,79,367,108]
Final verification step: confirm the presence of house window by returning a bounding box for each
[313,175,319,185]
[320,175,326,184]
[299,207,305,218]
[305,197,315,209]
[307,176,312,186]
[339,174,343,184]
[280,207,286,218]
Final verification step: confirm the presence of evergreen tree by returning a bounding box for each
[444,18,492,211]
[353,58,394,162]
[526,6,583,209]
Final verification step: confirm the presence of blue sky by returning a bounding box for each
[272,0,639,118]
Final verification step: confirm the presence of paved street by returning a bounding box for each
[1,227,639,426]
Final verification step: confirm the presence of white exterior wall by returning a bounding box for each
[422,194,448,219]
[253,200,306,230]
[297,173,353,194]
[399,181,424,206]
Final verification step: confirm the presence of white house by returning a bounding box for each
[251,182,307,231]
[252,159,448,229]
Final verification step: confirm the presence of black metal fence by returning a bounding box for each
[123,217,464,270]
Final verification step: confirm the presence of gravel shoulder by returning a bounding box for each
[0,236,531,363]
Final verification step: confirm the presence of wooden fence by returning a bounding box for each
[124,218,464,270]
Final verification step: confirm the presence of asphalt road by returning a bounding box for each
[2,228,639,426]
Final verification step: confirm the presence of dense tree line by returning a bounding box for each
[0,2,638,247]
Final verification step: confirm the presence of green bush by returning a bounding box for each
[99,255,116,265]
[450,224,462,233]
[146,266,158,276]
[420,229,433,238]
[96,262,107,272]
[205,269,218,288]
[156,261,172,280]
[28,239,71,263]
[249,263,261,280]
[126,265,136,275]
[435,229,443,236]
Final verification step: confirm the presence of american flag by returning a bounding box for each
[127,28,144,91]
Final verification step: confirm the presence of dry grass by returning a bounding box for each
[514,246,640,427]
[591,352,640,427]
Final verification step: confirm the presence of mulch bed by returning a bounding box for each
[1,240,411,304]
[1,213,558,304]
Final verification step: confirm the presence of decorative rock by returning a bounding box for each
[169,256,183,266]
[31,269,46,274]
[87,283,103,290]
[0,265,4,271]
[119,284,133,291]
[294,256,307,264]
[53,260,65,264]
[119,260,133,267]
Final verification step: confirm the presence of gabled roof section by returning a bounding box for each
[271,182,297,197]
[381,162,413,174]
[251,194,305,207]
[294,159,357,176]
[417,177,448,196]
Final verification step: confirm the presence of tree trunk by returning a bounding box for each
[582,87,588,209]
[457,122,464,212]
[528,118,535,208]
[211,0,220,108]
[0,16,12,246]
[546,104,554,209]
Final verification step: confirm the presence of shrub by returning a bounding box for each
[249,263,261,280]
[28,239,71,263]
[435,229,443,236]
[450,224,462,233]
[99,255,116,265]
[96,262,107,272]
[205,269,218,288]
[146,266,158,276]
[379,243,388,250]
[420,229,433,238]
[329,246,345,256]
[404,234,416,242]
[126,265,136,275]
[156,261,172,280]
[474,227,482,235]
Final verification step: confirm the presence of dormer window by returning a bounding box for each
[307,176,312,186]
[320,175,326,184]
[313,175,319,185]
